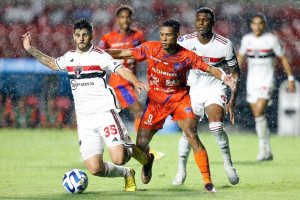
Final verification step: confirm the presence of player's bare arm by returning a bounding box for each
[236,54,245,70]
[116,67,149,95]
[105,49,134,59]
[206,65,235,90]
[22,32,58,71]
[225,66,241,124]
[280,54,295,92]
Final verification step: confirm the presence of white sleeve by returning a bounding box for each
[55,53,67,71]
[177,35,189,49]
[101,51,123,73]
[238,36,247,56]
[225,41,238,68]
[273,36,285,57]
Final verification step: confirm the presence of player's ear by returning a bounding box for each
[91,33,95,40]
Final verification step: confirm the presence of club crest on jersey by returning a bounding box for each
[132,39,139,46]
[174,63,182,70]
[203,57,210,63]
[184,107,193,114]
[253,50,260,58]
[74,67,83,78]
[178,36,184,42]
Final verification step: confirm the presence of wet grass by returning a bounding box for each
[1,128,300,200]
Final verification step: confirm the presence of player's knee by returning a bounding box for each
[209,122,224,134]
[88,164,105,176]
[111,156,126,165]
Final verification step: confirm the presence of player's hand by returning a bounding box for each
[134,80,149,95]
[224,74,236,91]
[22,32,32,51]
[225,101,235,124]
[288,81,295,93]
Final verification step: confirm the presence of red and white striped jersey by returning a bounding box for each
[55,45,122,115]
[177,32,238,89]
[239,32,285,88]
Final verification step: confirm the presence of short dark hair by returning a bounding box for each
[116,5,134,16]
[196,7,215,21]
[161,19,181,34]
[74,18,93,34]
[251,13,267,24]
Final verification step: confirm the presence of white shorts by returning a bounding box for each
[76,109,133,160]
[190,88,227,120]
[246,85,273,104]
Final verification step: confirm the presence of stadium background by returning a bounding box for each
[0,0,299,133]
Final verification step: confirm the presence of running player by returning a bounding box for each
[22,18,150,191]
[172,7,240,186]
[237,13,295,161]
[98,5,164,160]
[106,19,236,193]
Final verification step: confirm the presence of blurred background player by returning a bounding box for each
[98,5,164,160]
[173,7,240,186]
[22,18,150,191]
[106,19,237,193]
[237,13,295,161]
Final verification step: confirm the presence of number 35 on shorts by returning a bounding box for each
[104,125,118,137]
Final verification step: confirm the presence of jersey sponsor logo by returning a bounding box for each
[191,47,197,51]
[166,79,179,86]
[151,67,177,77]
[184,107,193,114]
[74,67,83,78]
[178,36,184,42]
[70,80,95,90]
[112,137,118,142]
[70,59,74,62]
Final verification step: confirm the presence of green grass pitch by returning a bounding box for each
[1,128,300,200]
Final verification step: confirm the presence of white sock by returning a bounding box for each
[104,162,128,178]
[255,116,271,154]
[209,122,233,167]
[177,133,191,174]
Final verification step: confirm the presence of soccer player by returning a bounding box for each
[98,5,164,160]
[106,19,236,193]
[22,18,150,191]
[237,13,295,161]
[172,7,240,186]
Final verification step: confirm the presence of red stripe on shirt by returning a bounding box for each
[247,49,271,53]
[67,65,103,72]
[215,38,226,45]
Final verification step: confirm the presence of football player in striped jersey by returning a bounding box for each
[237,13,295,161]
[22,18,150,192]
[173,7,240,186]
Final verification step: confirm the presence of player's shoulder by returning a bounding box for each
[263,32,278,39]
[63,49,76,57]
[131,28,144,36]
[102,30,118,39]
[213,33,231,45]
[91,46,105,54]
[178,32,198,43]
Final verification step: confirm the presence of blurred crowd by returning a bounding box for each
[0,0,299,129]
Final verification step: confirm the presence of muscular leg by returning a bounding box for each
[83,146,136,191]
[250,98,273,161]
[177,118,213,186]
[206,104,239,185]
[129,101,165,160]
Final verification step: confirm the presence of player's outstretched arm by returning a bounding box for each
[22,32,58,71]
[116,67,149,95]
[225,66,240,124]
[105,49,134,59]
[206,65,235,91]
[236,54,244,70]
[280,54,295,92]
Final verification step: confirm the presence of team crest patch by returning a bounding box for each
[203,57,210,63]
[178,36,184,42]
[74,67,83,78]
[174,63,181,70]
[185,107,193,114]
[132,39,138,46]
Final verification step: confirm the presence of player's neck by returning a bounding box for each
[163,45,179,55]
[197,32,213,44]
[119,28,131,35]
[76,44,92,54]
